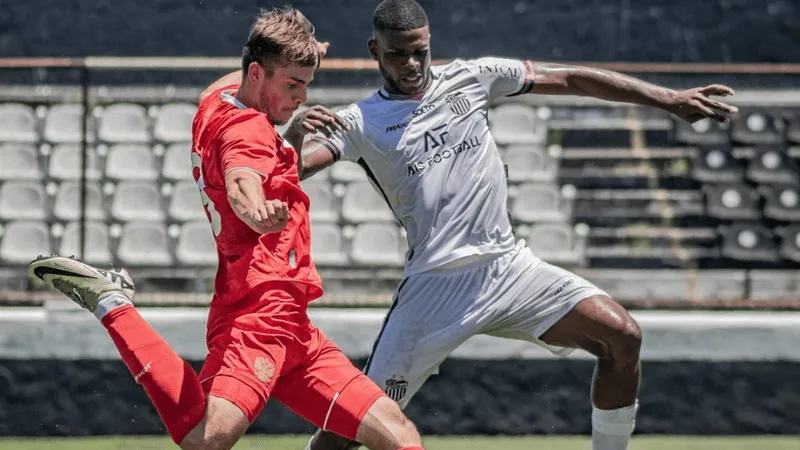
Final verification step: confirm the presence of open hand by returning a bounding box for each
[669,84,738,124]
[286,105,351,139]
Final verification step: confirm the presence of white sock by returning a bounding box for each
[591,401,638,450]
[94,293,133,321]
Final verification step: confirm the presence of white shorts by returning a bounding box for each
[364,242,608,407]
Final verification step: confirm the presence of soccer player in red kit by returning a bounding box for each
[29,6,425,450]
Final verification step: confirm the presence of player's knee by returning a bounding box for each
[310,429,361,450]
[180,428,237,450]
[607,313,642,368]
[357,396,421,449]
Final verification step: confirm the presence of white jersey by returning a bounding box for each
[312,57,535,276]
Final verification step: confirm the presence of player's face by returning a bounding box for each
[370,26,432,95]
[249,62,314,125]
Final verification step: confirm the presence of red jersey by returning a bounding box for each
[191,85,323,305]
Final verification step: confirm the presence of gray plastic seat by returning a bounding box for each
[511,184,572,223]
[175,221,217,266]
[0,181,47,220]
[341,181,395,223]
[504,145,557,183]
[44,104,91,144]
[153,103,196,142]
[303,181,338,222]
[48,144,102,181]
[719,224,778,262]
[0,144,42,180]
[59,222,112,264]
[704,184,761,221]
[105,144,159,180]
[674,118,729,146]
[0,103,37,142]
[116,221,172,266]
[53,182,105,221]
[168,182,205,221]
[489,104,547,145]
[162,143,194,181]
[330,161,366,183]
[777,225,800,263]
[0,221,51,264]
[97,103,149,143]
[111,181,164,221]
[310,222,348,266]
[350,223,405,266]
[525,223,586,266]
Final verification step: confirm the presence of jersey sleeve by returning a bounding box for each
[307,104,364,162]
[464,57,535,100]
[219,113,278,181]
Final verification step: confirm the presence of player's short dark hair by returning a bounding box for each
[373,0,429,32]
[241,6,319,74]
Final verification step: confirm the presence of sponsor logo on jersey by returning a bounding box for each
[385,375,408,401]
[413,103,436,117]
[553,279,575,296]
[386,122,409,133]
[479,63,520,79]
[423,124,449,152]
[446,91,471,116]
[407,135,482,176]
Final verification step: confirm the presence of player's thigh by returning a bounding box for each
[180,395,250,450]
[273,332,385,441]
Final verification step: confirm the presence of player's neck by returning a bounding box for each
[381,72,433,100]
[234,84,261,113]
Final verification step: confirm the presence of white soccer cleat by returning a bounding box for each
[28,255,135,312]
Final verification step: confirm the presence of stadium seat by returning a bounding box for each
[0,181,47,220]
[0,221,51,264]
[524,222,586,266]
[116,221,172,266]
[719,223,779,262]
[674,118,729,145]
[162,143,194,181]
[776,225,800,263]
[97,103,150,143]
[43,104,91,144]
[303,181,338,222]
[350,223,405,267]
[341,181,395,223]
[110,181,164,222]
[489,104,547,145]
[504,145,558,183]
[310,222,348,266]
[510,184,574,223]
[59,222,112,265]
[690,147,744,183]
[0,103,37,142]
[0,144,42,180]
[704,184,761,221]
[330,160,366,183]
[105,144,160,180]
[175,221,217,266]
[731,110,784,146]
[761,185,800,222]
[788,111,800,144]
[745,148,799,185]
[153,103,196,142]
[168,182,205,221]
[48,144,102,181]
[53,182,105,221]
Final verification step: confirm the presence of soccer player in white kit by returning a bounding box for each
[301,1,738,449]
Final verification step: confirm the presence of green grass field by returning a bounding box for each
[1,435,798,450]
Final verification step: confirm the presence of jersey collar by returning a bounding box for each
[221,90,248,110]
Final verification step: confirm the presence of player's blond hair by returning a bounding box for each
[241,6,319,74]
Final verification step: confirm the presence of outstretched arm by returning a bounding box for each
[298,140,338,181]
[528,62,738,123]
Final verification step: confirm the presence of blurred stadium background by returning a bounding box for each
[0,0,799,448]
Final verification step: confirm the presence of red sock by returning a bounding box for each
[102,304,206,444]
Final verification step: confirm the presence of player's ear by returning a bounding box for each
[368,38,378,61]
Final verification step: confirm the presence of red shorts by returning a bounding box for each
[197,282,385,440]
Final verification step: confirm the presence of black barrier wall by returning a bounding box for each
[1,359,799,436]
[2,0,799,63]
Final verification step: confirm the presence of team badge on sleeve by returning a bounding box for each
[446,91,471,116]
[385,375,409,401]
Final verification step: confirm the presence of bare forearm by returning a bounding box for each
[299,141,337,181]
[226,171,267,232]
[533,63,677,112]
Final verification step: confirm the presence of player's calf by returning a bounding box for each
[179,396,250,450]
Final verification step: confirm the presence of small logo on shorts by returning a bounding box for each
[554,279,574,296]
[385,375,408,401]
[288,249,297,269]
[254,357,275,383]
